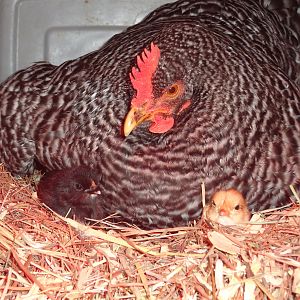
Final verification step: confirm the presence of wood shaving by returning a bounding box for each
[0,164,299,299]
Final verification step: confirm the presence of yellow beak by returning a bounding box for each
[123,107,150,136]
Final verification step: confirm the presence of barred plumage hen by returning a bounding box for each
[1,0,300,228]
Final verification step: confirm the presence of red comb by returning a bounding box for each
[130,42,161,106]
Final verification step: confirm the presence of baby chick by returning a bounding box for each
[204,188,251,225]
[37,166,104,222]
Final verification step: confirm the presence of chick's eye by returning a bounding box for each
[234,205,240,210]
[212,201,216,207]
[75,183,83,191]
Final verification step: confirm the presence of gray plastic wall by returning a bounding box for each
[0,0,175,82]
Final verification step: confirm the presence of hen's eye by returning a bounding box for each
[234,205,240,210]
[75,183,83,191]
[212,201,216,207]
[165,83,183,99]
[168,85,178,95]
[162,81,185,101]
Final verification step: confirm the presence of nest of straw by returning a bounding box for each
[0,164,299,299]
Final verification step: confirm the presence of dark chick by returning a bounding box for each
[1,0,300,228]
[37,166,104,222]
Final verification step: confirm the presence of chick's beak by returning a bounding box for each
[85,180,101,195]
[123,106,150,136]
[219,209,229,217]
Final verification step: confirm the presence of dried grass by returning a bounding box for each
[0,164,299,299]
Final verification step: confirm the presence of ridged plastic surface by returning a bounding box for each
[0,0,173,82]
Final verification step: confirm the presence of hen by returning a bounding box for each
[37,166,103,221]
[1,0,300,228]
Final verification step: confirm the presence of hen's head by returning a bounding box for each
[124,42,192,136]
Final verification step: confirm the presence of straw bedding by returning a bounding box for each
[0,164,299,299]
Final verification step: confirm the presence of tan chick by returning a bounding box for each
[204,189,251,225]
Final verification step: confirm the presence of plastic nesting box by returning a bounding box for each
[0,0,175,82]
